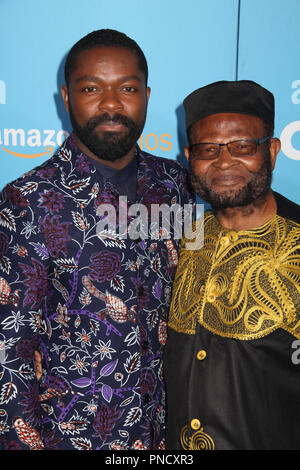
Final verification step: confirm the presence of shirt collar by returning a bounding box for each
[84,149,138,185]
[64,133,169,190]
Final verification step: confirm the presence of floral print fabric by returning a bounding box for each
[0,134,193,450]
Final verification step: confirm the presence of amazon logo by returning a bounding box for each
[0,128,69,159]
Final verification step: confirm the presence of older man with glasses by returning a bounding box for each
[164,80,300,450]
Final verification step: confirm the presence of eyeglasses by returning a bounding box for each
[189,136,271,160]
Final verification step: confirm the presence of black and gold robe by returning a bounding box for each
[164,192,300,450]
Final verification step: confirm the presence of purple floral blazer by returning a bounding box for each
[0,134,193,450]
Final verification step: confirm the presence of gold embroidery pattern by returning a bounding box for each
[169,212,300,340]
[180,424,215,450]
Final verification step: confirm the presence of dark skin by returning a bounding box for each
[61,46,150,169]
[34,46,151,378]
[34,350,42,381]
[34,114,280,377]
[34,115,281,378]
[185,113,281,231]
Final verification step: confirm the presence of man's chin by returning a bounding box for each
[206,186,270,210]
[212,188,244,204]
[89,147,128,162]
[77,134,133,162]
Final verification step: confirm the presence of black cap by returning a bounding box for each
[183,80,274,131]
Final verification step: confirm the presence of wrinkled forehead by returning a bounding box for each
[189,113,266,142]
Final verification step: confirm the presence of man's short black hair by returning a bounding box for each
[64,29,148,87]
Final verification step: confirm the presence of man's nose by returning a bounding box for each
[98,89,123,112]
[215,144,235,168]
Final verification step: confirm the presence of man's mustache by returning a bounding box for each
[86,113,134,130]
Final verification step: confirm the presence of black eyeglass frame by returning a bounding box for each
[189,135,272,160]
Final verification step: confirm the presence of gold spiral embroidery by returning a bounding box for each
[168,213,300,340]
[180,424,215,450]
[180,425,190,450]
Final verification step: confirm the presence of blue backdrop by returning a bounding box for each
[1,0,300,203]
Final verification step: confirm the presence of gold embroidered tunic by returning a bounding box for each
[164,192,300,450]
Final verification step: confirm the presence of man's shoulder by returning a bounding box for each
[0,154,57,200]
[1,136,80,193]
[274,191,300,225]
[139,148,187,173]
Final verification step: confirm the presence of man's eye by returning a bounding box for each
[205,146,218,153]
[82,86,97,93]
[237,144,250,149]
[235,144,253,151]
[122,86,137,93]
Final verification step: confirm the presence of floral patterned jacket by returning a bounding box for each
[0,134,194,450]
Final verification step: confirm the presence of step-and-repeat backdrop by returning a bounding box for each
[1,0,300,203]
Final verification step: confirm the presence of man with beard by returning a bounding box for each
[0,29,193,450]
[164,80,300,450]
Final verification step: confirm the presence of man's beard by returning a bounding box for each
[69,106,146,162]
[189,152,272,210]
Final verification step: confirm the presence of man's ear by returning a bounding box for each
[184,145,190,162]
[61,85,70,113]
[146,86,151,104]
[269,137,281,171]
